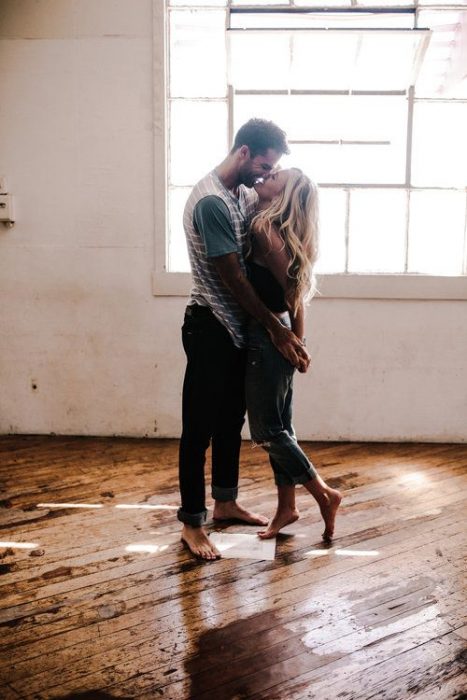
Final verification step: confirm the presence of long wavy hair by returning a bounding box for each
[250,168,319,315]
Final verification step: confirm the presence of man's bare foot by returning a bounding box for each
[213,500,268,526]
[181,524,220,560]
[319,489,342,542]
[258,507,300,539]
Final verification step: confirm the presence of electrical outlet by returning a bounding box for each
[0,177,7,194]
[0,195,14,223]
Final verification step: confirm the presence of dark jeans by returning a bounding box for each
[245,318,317,487]
[178,305,247,527]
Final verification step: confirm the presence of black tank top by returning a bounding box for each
[247,260,287,313]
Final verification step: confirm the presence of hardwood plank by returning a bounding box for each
[5,536,465,695]
[96,603,462,700]
[362,644,467,700]
[0,436,465,700]
[1,501,463,644]
[0,498,464,656]
[247,630,466,700]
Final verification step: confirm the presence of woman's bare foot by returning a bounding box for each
[258,507,300,539]
[213,500,269,526]
[319,489,342,542]
[181,524,220,560]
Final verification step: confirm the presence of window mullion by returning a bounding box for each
[405,86,414,273]
[406,86,414,188]
[463,191,467,275]
[405,188,411,274]
[344,189,351,274]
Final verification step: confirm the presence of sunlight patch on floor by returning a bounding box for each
[0,540,39,549]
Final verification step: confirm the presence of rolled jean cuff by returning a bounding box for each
[274,471,316,487]
[177,507,207,527]
[212,484,238,502]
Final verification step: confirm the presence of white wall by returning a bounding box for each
[1,0,466,442]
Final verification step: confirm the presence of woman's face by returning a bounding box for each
[254,168,290,201]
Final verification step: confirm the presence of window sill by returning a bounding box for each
[152,271,467,300]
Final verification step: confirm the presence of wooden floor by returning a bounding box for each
[0,437,466,700]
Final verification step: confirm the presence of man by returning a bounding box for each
[179,118,310,559]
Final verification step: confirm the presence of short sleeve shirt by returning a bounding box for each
[194,196,237,258]
[183,170,258,348]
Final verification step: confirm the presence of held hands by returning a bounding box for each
[269,324,311,373]
[296,345,311,373]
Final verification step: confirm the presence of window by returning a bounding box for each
[154,1,467,298]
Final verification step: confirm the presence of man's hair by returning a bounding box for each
[232,118,289,157]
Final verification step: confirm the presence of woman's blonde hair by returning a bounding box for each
[250,168,319,315]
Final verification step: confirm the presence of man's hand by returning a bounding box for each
[269,323,311,371]
[212,254,311,372]
[296,351,311,373]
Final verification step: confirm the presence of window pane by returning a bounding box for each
[416,10,467,98]
[228,32,291,90]
[234,94,407,184]
[357,0,412,5]
[231,11,413,29]
[284,142,405,186]
[170,10,227,97]
[354,33,426,91]
[348,190,407,273]
[231,0,283,5]
[315,189,347,274]
[234,94,302,140]
[408,191,466,275]
[170,100,228,186]
[170,1,226,5]
[168,188,191,273]
[412,102,467,188]
[417,0,465,4]
[291,34,357,90]
[229,29,426,91]
[295,0,351,9]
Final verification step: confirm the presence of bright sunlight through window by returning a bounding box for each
[165,1,467,278]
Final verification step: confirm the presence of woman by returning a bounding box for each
[246,168,342,541]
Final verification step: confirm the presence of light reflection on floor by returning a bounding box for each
[305,548,380,558]
[115,504,177,510]
[36,502,177,510]
[126,543,171,554]
[37,502,104,509]
[10,502,381,561]
[0,540,39,549]
[335,549,380,557]
[397,472,429,486]
[125,533,180,555]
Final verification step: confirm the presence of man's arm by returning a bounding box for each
[194,196,308,367]
[213,254,309,368]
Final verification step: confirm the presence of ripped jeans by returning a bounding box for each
[245,318,317,487]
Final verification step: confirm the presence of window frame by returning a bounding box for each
[152,1,467,300]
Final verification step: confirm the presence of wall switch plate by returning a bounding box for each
[0,177,8,194]
[0,195,14,223]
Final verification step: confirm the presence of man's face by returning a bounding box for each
[238,148,282,188]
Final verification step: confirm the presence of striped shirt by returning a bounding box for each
[183,170,258,348]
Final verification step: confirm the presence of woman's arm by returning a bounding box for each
[288,299,308,373]
[289,298,305,342]
[251,223,289,289]
[253,224,307,355]
[253,225,303,335]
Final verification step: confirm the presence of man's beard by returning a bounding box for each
[239,166,256,188]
